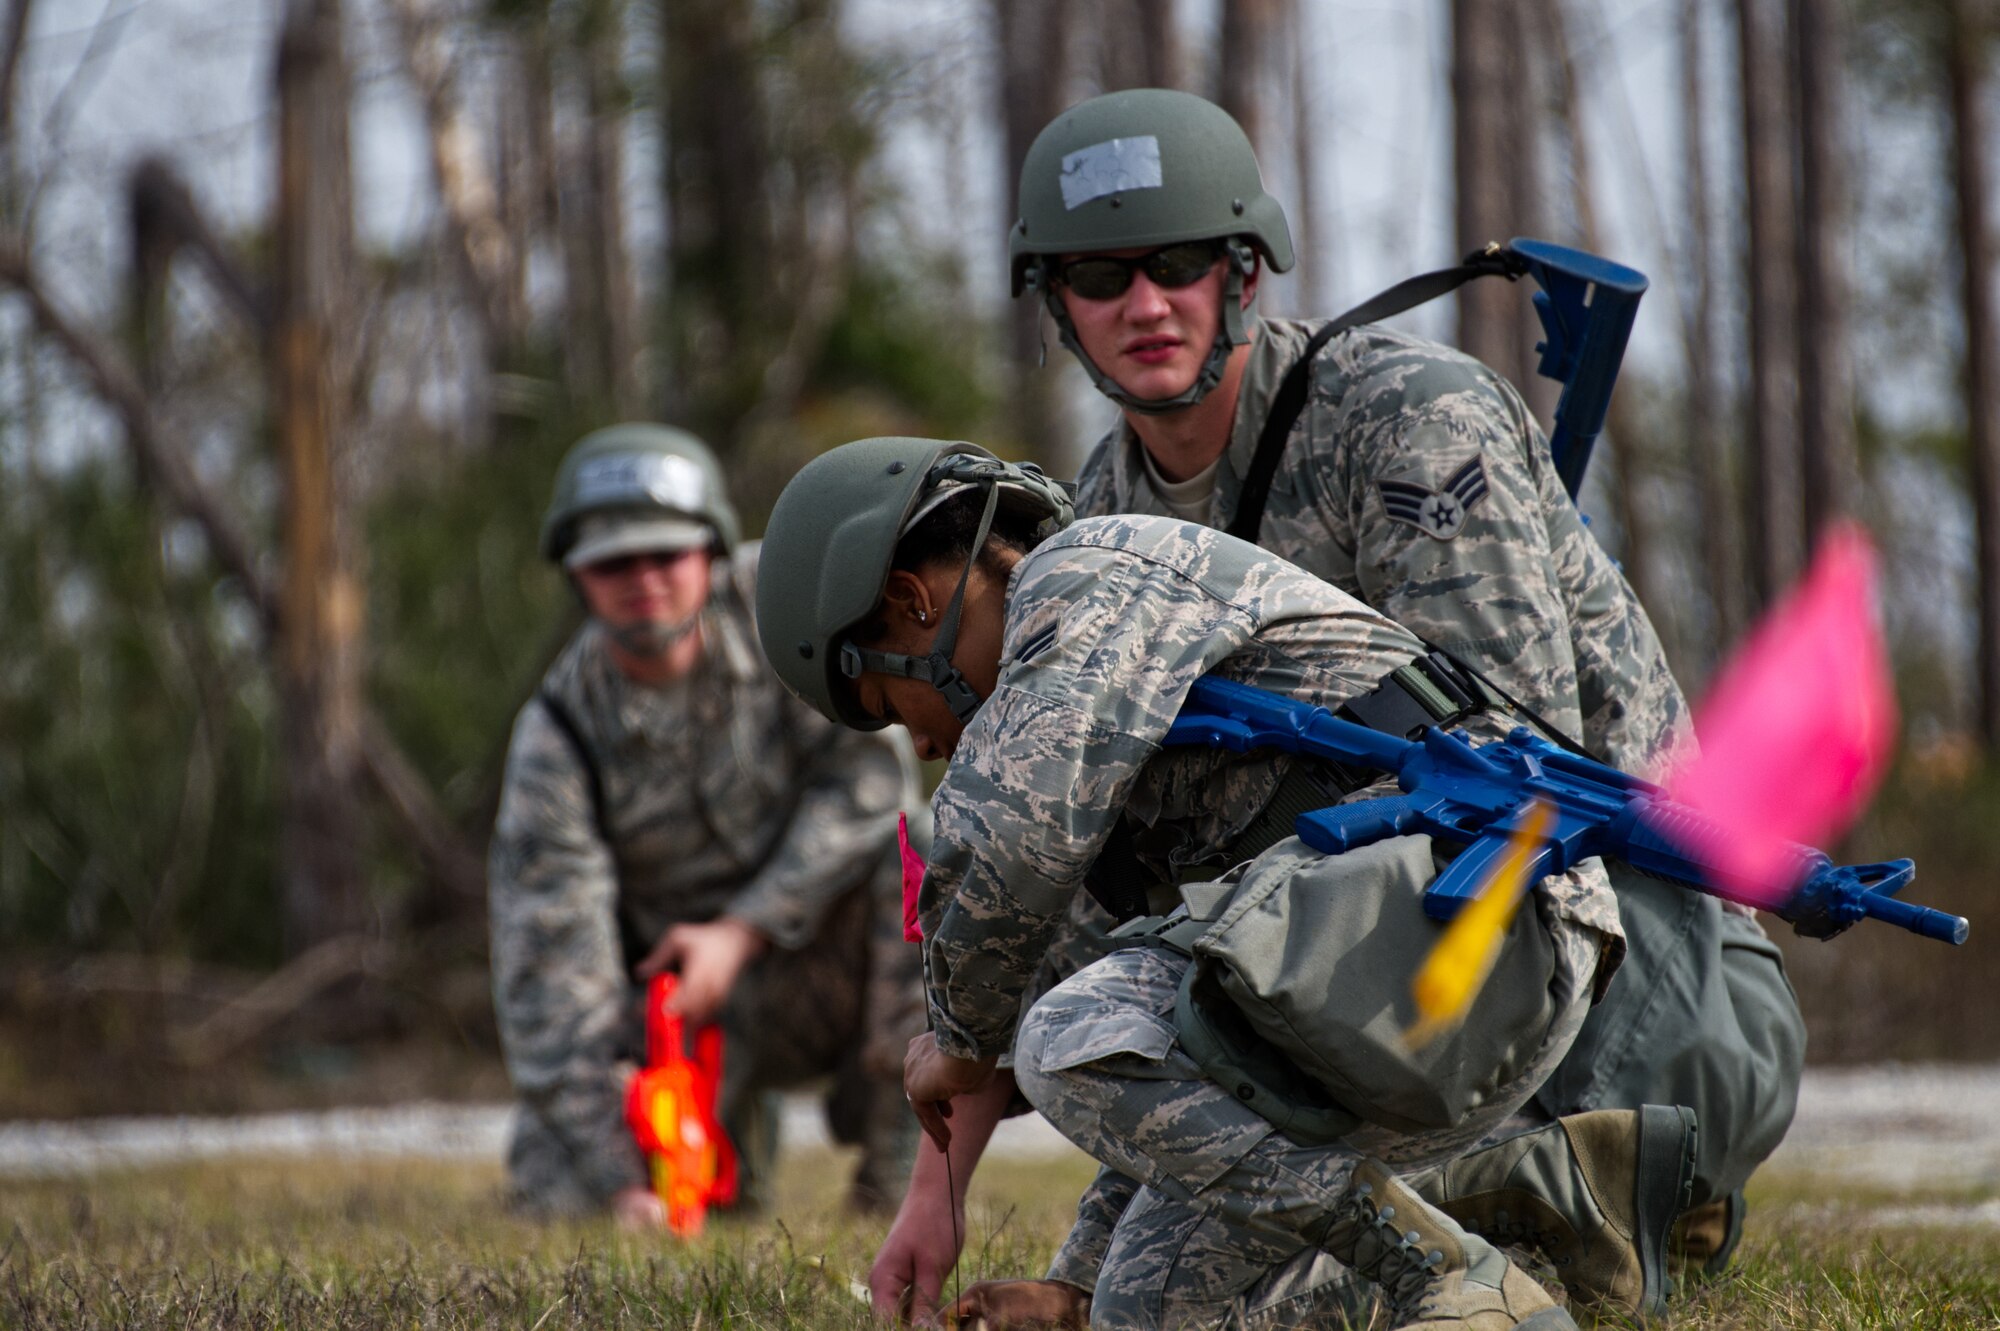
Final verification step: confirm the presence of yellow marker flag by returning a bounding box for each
[1404,800,1554,1051]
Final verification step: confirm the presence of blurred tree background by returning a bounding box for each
[0,0,1995,1113]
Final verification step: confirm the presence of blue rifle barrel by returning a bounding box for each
[1166,676,1967,945]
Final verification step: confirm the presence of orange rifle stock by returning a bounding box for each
[624,973,738,1236]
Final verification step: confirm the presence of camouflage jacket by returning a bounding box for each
[918,515,1621,1063]
[489,544,919,1202]
[1072,318,1691,775]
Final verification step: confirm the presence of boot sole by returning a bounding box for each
[1704,1189,1746,1276]
[1632,1105,1700,1318]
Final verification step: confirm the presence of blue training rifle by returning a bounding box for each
[1505,239,1647,501]
[1165,676,1967,946]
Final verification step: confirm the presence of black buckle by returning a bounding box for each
[1337,654,1490,741]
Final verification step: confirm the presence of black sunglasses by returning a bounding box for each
[1055,242,1223,301]
[579,548,702,578]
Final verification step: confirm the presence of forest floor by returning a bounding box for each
[3,1064,1999,1328]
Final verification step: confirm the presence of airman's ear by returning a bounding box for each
[1241,253,1262,309]
[879,569,938,633]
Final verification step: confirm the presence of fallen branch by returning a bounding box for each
[0,233,278,631]
[359,710,487,901]
[170,932,393,1067]
[0,0,34,147]
[128,155,270,333]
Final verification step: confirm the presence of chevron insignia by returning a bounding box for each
[1377,458,1489,540]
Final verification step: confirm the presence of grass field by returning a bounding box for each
[3,1149,1998,1329]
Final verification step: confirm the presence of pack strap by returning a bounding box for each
[536,690,656,973]
[537,690,608,840]
[1226,244,1532,544]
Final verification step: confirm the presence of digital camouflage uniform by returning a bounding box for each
[490,544,925,1214]
[917,514,1622,1326]
[1073,317,1807,1220]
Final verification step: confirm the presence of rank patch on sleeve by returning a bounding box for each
[1377,458,1489,540]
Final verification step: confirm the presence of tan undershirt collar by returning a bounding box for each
[1138,447,1221,523]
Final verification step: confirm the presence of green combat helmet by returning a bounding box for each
[540,422,741,565]
[755,437,1072,730]
[1009,88,1295,414]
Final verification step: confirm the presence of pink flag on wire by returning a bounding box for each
[897,812,926,942]
[1660,522,1898,906]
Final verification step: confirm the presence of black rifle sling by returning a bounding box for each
[537,689,654,973]
[1226,245,1531,544]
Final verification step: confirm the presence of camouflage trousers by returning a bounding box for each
[508,851,925,1215]
[1533,868,1806,1204]
[1014,926,1598,1330]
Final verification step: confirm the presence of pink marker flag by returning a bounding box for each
[1660,522,1897,906]
[897,812,926,942]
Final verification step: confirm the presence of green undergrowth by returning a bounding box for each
[2,1153,1997,1328]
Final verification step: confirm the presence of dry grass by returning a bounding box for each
[1,1150,1996,1328]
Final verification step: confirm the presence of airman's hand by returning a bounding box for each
[869,1189,962,1324]
[611,1185,669,1231]
[903,1032,996,1150]
[635,917,768,1025]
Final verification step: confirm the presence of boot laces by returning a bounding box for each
[1337,1182,1450,1314]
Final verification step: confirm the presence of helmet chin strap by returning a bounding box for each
[602,607,704,659]
[1039,238,1259,416]
[568,573,708,660]
[838,479,1003,725]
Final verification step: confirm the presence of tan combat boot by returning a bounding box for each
[1671,1190,1744,1280]
[1320,1158,1579,1330]
[1416,1105,1698,1322]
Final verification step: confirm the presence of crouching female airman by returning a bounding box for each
[756,437,1633,1331]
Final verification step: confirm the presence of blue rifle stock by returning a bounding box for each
[1505,238,1648,501]
[1165,676,1967,946]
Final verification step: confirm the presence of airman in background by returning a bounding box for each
[488,423,925,1226]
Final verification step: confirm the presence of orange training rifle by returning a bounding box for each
[625,973,737,1236]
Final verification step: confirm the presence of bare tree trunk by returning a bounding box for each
[1736,0,1804,606]
[512,17,561,242]
[1217,0,1282,154]
[995,0,1076,466]
[1097,0,1180,90]
[1540,0,1658,618]
[581,2,641,416]
[1452,0,1541,398]
[556,1,640,418]
[661,0,769,447]
[387,0,521,348]
[1677,0,1744,653]
[1219,0,1301,317]
[273,0,369,954]
[1948,0,2000,749]
[1792,0,1857,538]
[1289,5,1326,313]
[0,0,32,162]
